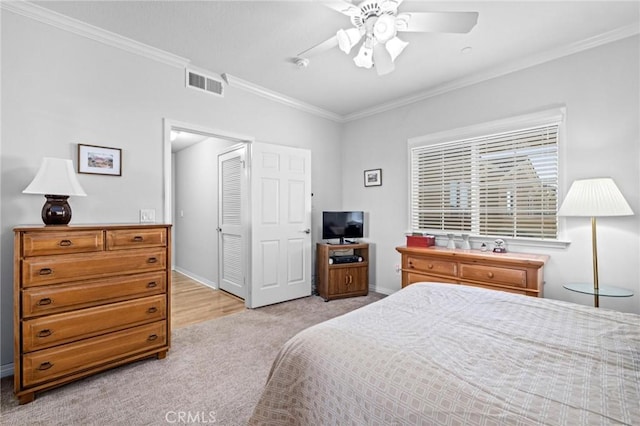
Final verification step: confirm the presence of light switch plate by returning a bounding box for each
[140,209,156,223]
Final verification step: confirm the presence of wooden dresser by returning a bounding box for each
[13,224,172,404]
[396,246,548,297]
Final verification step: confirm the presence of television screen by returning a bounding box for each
[322,211,364,242]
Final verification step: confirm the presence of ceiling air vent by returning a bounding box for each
[186,68,224,97]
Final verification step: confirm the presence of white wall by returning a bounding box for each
[0,11,343,369]
[343,35,640,314]
[173,138,236,286]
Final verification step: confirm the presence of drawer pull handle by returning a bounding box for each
[133,236,144,242]
[147,257,158,264]
[148,334,158,342]
[39,268,53,275]
[59,239,72,247]
[147,281,158,288]
[487,272,495,278]
[37,362,54,371]
[38,298,53,306]
[147,307,158,314]
[408,261,414,269]
[38,329,52,338]
[427,264,434,269]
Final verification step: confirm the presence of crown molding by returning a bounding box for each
[4,1,637,124]
[1,1,190,69]
[222,74,343,122]
[344,23,639,122]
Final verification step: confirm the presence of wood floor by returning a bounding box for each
[171,271,246,329]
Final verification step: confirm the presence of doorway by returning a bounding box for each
[163,119,253,300]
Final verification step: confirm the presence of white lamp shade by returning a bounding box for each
[23,158,87,197]
[385,36,409,62]
[373,14,397,43]
[558,178,632,217]
[337,28,362,54]
[353,42,374,69]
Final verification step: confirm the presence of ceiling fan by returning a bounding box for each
[295,0,479,76]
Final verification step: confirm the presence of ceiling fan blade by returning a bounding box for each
[296,35,338,59]
[380,0,404,13]
[373,43,395,76]
[322,1,360,17]
[396,12,479,33]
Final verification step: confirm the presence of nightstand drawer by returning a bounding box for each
[22,249,166,287]
[459,264,526,287]
[106,228,167,250]
[23,295,166,352]
[406,256,457,277]
[22,272,166,317]
[22,321,167,387]
[22,231,103,257]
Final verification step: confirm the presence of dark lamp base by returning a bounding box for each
[42,195,72,225]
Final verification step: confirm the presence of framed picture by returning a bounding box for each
[364,168,382,187]
[78,144,122,176]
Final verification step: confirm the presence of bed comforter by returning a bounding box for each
[249,283,640,425]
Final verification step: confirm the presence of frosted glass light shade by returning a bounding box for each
[558,178,632,217]
[337,28,362,54]
[23,158,87,197]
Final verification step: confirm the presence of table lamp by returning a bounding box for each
[23,157,87,225]
[558,178,633,307]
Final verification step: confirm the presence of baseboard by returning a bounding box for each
[172,267,217,289]
[1,362,14,378]
[370,284,395,296]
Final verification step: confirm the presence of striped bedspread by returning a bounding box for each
[249,283,640,425]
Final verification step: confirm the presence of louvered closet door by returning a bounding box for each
[218,145,248,299]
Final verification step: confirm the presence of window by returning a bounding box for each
[409,110,562,240]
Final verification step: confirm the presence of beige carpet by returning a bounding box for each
[1,293,384,425]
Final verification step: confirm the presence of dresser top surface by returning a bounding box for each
[396,245,549,265]
[14,223,172,232]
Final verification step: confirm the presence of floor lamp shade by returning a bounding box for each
[558,178,633,307]
[558,178,633,217]
[23,158,87,225]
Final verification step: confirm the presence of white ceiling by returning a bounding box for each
[32,1,640,119]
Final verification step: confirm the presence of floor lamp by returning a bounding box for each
[558,178,633,307]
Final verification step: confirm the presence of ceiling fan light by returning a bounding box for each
[373,14,397,43]
[385,36,408,62]
[354,43,373,69]
[337,28,363,54]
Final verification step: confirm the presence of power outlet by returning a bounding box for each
[140,209,156,223]
[395,263,401,274]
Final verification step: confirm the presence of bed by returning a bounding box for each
[249,283,640,425]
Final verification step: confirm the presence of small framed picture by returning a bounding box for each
[78,144,122,176]
[364,168,382,187]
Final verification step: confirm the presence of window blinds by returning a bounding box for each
[410,124,559,239]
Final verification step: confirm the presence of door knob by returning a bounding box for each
[302,228,311,234]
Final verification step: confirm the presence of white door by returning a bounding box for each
[218,145,248,299]
[247,142,312,308]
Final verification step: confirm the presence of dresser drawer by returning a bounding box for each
[405,272,458,286]
[22,321,167,387]
[22,272,166,318]
[22,249,166,287]
[23,295,166,352]
[22,231,103,257]
[106,228,167,250]
[459,263,526,287]
[405,256,457,277]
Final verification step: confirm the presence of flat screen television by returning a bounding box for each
[322,211,364,244]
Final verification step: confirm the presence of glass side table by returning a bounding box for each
[563,283,634,308]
